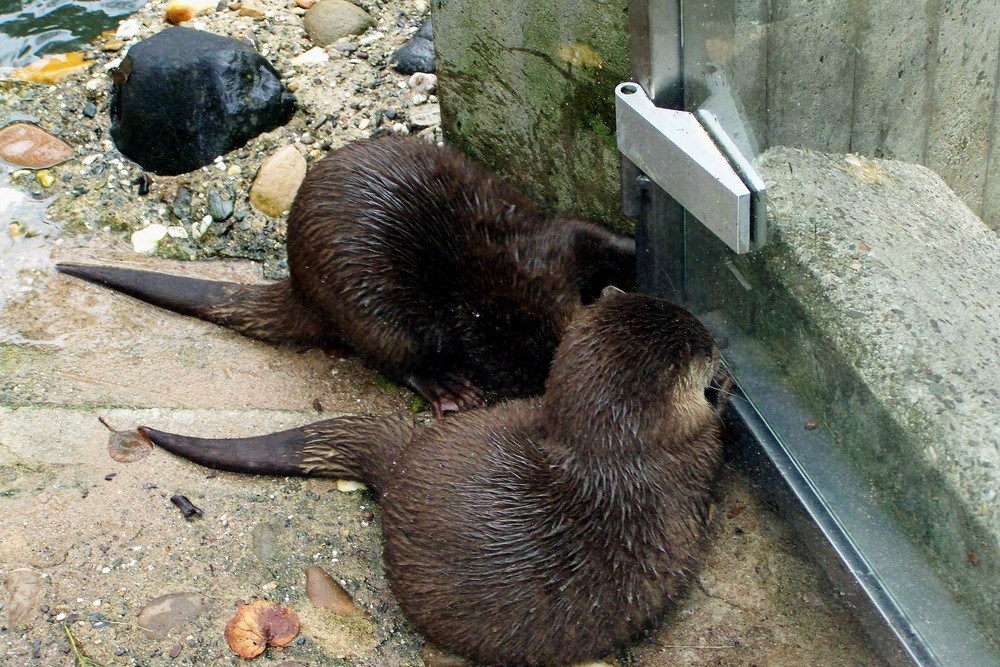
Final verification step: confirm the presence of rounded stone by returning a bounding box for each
[303,0,375,47]
[0,123,73,169]
[250,145,307,217]
[110,27,296,175]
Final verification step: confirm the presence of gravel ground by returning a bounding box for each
[4,0,441,282]
[1,0,890,665]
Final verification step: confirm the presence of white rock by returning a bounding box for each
[166,225,189,239]
[406,72,437,95]
[131,224,168,253]
[409,104,440,128]
[336,480,367,493]
[192,216,212,240]
[116,19,142,39]
[291,46,330,66]
[411,93,427,105]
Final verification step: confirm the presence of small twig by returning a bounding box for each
[97,416,116,433]
[64,625,106,667]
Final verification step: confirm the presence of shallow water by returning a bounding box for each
[0,0,146,67]
[0,165,57,316]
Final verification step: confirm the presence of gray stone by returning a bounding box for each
[137,592,206,638]
[391,18,434,74]
[208,186,234,221]
[408,105,440,129]
[303,0,374,47]
[3,569,42,630]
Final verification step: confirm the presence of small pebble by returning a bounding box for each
[411,93,428,105]
[406,72,437,95]
[172,186,192,220]
[36,170,55,188]
[82,101,97,118]
[332,40,357,53]
[208,186,234,221]
[170,643,183,658]
[104,472,117,481]
[116,18,142,38]
[336,480,367,493]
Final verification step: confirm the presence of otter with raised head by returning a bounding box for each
[140,290,730,666]
[57,137,635,417]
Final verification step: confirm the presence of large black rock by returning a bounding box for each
[110,27,296,175]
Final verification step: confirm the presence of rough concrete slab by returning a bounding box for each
[737,147,1000,645]
[0,233,890,664]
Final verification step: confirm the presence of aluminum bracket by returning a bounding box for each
[616,82,755,254]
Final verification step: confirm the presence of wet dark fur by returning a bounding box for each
[141,291,729,666]
[57,137,635,415]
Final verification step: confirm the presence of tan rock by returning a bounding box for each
[0,123,73,168]
[3,569,43,630]
[305,565,367,617]
[303,0,375,47]
[239,0,266,18]
[164,0,217,24]
[250,145,307,217]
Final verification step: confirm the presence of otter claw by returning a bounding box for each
[408,374,485,418]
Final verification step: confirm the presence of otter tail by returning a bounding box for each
[140,416,414,492]
[56,263,328,345]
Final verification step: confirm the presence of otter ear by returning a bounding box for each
[601,285,626,299]
[565,220,636,303]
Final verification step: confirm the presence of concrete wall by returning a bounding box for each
[432,0,632,232]
[435,1,1000,232]
[720,0,1000,231]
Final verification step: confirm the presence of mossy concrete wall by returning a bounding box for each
[432,0,631,232]
[727,148,1000,647]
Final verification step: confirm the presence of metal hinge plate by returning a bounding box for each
[615,82,766,254]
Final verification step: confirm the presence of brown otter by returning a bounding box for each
[140,290,730,666]
[57,136,635,417]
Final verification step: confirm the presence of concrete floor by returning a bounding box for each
[0,233,889,666]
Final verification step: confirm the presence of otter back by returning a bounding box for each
[58,136,635,417]
[140,291,728,666]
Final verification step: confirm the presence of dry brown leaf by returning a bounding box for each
[108,428,154,463]
[225,600,300,659]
